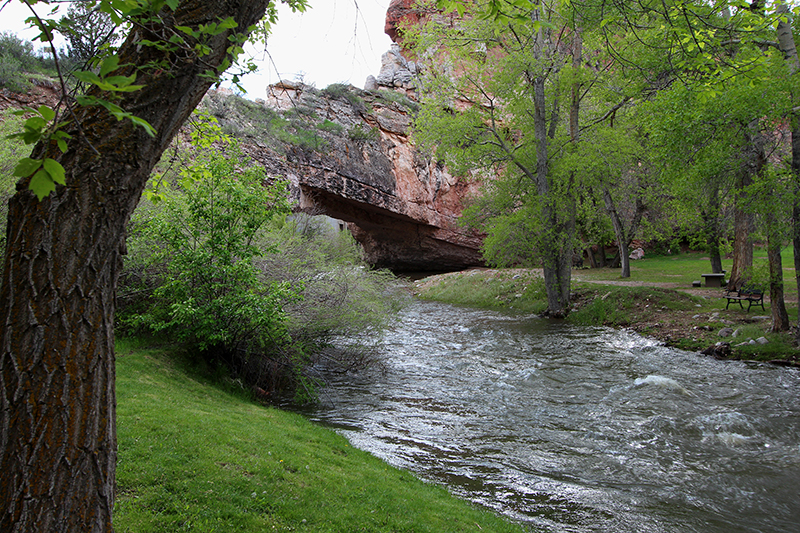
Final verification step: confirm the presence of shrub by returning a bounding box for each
[377,89,420,112]
[258,212,407,375]
[132,152,293,348]
[120,116,403,401]
[347,123,379,142]
[0,32,37,92]
[322,83,368,114]
[0,112,29,255]
[121,120,301,395]
[317,119,344,134]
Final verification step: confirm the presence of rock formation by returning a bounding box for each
[202,80,484,272]
[196,1,485,272]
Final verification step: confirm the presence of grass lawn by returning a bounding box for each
[113,338,528,533]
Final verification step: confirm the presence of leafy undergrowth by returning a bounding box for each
[113,338,527,533]
[415,269,800,364]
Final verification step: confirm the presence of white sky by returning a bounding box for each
[0,0,394,99]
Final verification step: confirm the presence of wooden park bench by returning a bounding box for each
[724,286,765,312]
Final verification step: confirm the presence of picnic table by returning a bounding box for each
[701,273,725,287]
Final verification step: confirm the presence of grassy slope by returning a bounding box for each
[113,339,528,533]
[414,251,800,362]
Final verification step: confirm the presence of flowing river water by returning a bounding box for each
[304,300,800,532]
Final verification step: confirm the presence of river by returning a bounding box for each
[304,300,800,532]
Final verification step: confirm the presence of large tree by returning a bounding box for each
[0,0,303,531]
[411,0,588,316]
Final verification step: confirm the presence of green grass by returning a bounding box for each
[567,286,703,327]
[576,248,797,299]
[415,269,548,314]
[113,338,529,533]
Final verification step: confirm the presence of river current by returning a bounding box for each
[305,300,800,532]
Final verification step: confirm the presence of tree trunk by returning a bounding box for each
[767,213,790,332]
[596,243,607,267]
[728,170,754,289]
[585,246,597,268]
[603,188,631,277]
[529,7,570,317]
[0,1,270,531]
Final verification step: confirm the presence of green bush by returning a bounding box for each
[0,112,29,255]
[0,32,61,92]
[258,213,407,376]
[347,123,379,142]
[0,32,37,92]
[317,119,344,134]
[322,83,368,114]
[121,124,301,395]
[135,153,293,348]
[120,116,403,401]
[377,89,420,112]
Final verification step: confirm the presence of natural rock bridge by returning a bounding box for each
[206,79,485,272]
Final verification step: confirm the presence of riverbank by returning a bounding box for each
[112,338,527,532]
[412,263,800,365]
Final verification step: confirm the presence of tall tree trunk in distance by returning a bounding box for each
[585,246,598,268]
[0,1,271,531]
[596,243,607,267]
[530,5,570,317]
[767,212,790,332]
[702,186,724,274]
[728,169,754,290]
[776,1,800,342]
[603,188,631,277]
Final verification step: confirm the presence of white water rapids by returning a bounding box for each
[303,300,800,532]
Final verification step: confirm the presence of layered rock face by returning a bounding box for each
[199,2,484,272]
[203,80,483,272]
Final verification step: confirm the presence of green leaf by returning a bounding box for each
[73,70,103,85]
[218,17,238,30]
[13,157,43,177]
[129,116,157,137]
[38,105,55,122]
[104,74,139,88]
[42,158,66,185]
[175,25,196,36]
[99,55,121,77]
[29,168,56,200]
[24,116,47,132]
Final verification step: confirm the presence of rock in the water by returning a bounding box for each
[701,342,732,359]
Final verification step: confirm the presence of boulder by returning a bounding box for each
[718,327,734,338]
[701,342,732,359]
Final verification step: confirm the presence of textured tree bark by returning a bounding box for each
[727,170,754,290]
[767,212,790,332]
[0,1,270,531]
[603,188,631,278]
[702,186,723,274]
